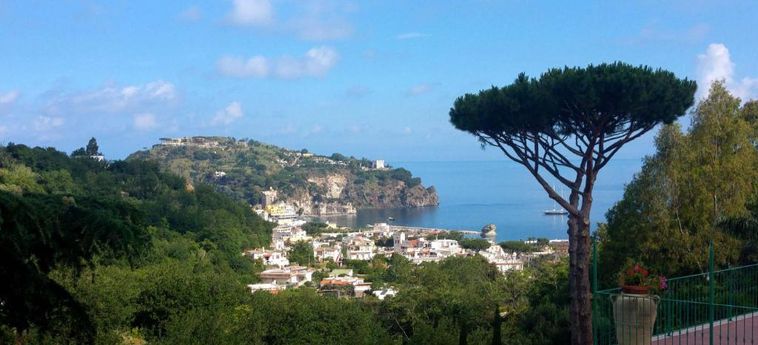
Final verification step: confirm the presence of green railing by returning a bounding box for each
[593,242,758,345]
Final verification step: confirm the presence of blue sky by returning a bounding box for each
[1,0,756,161]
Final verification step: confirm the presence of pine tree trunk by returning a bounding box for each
[568,213,594,345]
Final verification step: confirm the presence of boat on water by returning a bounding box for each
[543,208,568,215]
[544,186,569,215]
[387,216,395,222]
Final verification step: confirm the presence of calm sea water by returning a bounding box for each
[323,159,643,242]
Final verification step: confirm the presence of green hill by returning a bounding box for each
[127,136,438,215]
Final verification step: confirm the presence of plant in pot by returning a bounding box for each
[612,262,668,345]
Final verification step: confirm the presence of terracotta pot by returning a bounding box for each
[612,293,660,345]
[622,285,650,294]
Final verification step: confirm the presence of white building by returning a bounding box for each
[313,241,342,263]
[429,239,462,257]
[344,236,376,260]
[259,266,314,286]
[244,249,290,268]
[372,287,398,300]
[247,283,285,294]
[372,160,385,169]
[479,244,525,273]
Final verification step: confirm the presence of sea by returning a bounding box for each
[321,159,643,243]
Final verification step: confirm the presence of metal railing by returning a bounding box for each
[593,242,758,345]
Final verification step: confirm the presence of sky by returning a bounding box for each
[0,0,757,162]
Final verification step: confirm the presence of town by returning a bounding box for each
[245,195,569,297]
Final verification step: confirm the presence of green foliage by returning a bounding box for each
[0,143,273,343]
[499,241,533,253]
[0,190,148,343]
[601,82,758,283]
[288,241,314,266]
[128,138,432,208]
[86,137,100,156]
[512,259,570,345]
[0,164,44,194]
[426,231,464,242]
[460,238,492,251]
[0,142,577,345]
[302,221,329,235]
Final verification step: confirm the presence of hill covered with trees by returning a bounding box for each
[127,137,438,215]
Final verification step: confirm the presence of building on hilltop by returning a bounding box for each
[371,160,386,170]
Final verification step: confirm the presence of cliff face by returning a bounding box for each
[340,178,438,209]
[127,137,439,214]
[290,172,439,214]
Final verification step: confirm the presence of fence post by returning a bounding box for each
[592,240,598,345]
[709,241,715,345]
[592,241,598,293]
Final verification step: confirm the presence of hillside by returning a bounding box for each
[127,136,439,215]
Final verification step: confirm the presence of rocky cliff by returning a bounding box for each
[127,136,439,214]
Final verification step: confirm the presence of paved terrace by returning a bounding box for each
[652,312,758,345]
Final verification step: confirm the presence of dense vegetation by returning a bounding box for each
[0,141,571,344]
[127,137,434,208]
[599,82,758,286]
[0,143,273,344]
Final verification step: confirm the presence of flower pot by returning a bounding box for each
[611,293,659,345]
[622,285,650,294]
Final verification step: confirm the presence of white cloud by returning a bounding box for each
[44,80,177,115]
[33,116,64,132]
[696,43,758,101]
[217,55,269,78]
[211,101,244,126]
[407,83,432,96]
[227,0,273,26]
[277,46,338,78]
[0,90,19,105]
[179,5,202,21]
[225,0,354,41]
[133,113,158,131]
[217,46,338,79]
[396,32,429,40]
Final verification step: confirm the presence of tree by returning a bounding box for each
[499,241,532,253]
[602,82,757,280]
[449,62,696,345]
[0,191,147,344]
[288,241,314,266]
[86,137,100,156]
[460,238,491,252]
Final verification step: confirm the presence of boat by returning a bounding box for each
[387,216,395,222]
[544,208,568,215]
